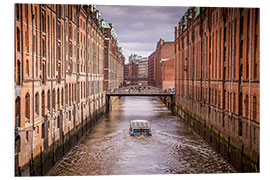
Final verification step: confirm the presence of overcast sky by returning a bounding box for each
[96,5,188,63]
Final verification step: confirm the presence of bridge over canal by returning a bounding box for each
[105,85,175,113]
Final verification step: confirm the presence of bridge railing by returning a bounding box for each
[106,85,175,95]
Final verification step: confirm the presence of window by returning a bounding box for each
[26,60,29,76]
[15,97,21,128]
[47,90,50,110]
[42,12,46,33]
[65,85,68,106]
[35,92,39,115]
[41,91,45,117]
[61,89,64,106]
[15,135,21,153]
[33,34,36,54]
[42,123,45,139]
[25,30,29,51]
[245,94,249,117]
[25,4,28,23]
[57,116,60,128]
[25,93,30,119]
[16,60,21,85]
[238,119,242,137]
[42,38,46,57]
[253,96,257,121]
[26,131,29,141]
[52,89,56,109]
[57,89,60,110]
[16,4,20,20]
[233,93,236,112]
[17,27,20,51]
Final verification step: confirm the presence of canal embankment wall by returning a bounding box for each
[18,97,121,176]
[18,106,106,176]
[162,96,259,173]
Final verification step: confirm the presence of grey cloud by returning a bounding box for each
[96,5,188,60]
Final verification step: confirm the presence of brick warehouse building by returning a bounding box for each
[124,53,142,85]
[149,38,175,89]
[14,4,124,176]
[174,7,259,172]
[101,20,125,91]
[148,51,156,86]
[138,57,149,85]
[160,56,175,90]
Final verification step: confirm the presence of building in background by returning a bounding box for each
[124,53,147,85]
[14,4,125,176]
[148,51,156,86]
[174,7,260,171]
[138,57,148,85]
[124,64,129,85]
[147,38,175,89]
[160,57,175,90]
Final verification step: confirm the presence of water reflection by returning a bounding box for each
[48,96,235,175]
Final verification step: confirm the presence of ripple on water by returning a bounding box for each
[48,96,236,176]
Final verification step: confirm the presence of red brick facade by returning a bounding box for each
[102,21,124,91]
[161,58,175,90]
[14,4,124,176]
[149,39,175,89]
[174,7,260,168]
[148,51,156,86]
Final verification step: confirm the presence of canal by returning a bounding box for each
[48,96,236,175]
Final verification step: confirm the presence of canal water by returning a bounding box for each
[48,96,236,175]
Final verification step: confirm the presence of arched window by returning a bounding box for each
[15,97,21,128]
[42,91,45,117]
[25,93,30,119]
[35,92,39,115]
[47,90,51,111]
[26,60,29,76]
